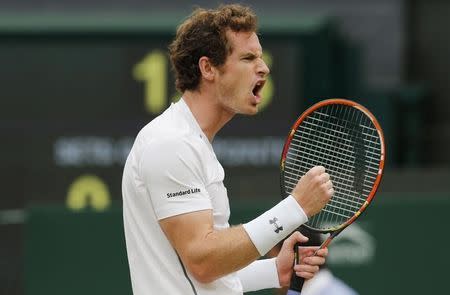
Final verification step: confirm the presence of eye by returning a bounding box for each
[242,55,255,61]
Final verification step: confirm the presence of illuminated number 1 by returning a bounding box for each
[133,50,168,114]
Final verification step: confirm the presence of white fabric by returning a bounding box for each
[122,98,242,295]
[237,258,281,292]
[243,195,308,255]
[300,269,359,295]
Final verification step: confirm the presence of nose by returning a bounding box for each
[257,58,270,77]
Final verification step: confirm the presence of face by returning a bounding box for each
[214,30,270,116]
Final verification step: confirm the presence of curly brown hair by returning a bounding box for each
[169,4,258,92]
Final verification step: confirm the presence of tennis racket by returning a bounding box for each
[280,98,385,292]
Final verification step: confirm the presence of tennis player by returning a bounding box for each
[122,4,333,295]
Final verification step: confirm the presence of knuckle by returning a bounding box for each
[313,175,322,184]
[311,166,322,175]
[302,272,313,279]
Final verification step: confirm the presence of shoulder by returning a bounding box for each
[136,130,208,176]
[137,134,211,189]
[137,101,203,147]
[148,134,205,160]
[131,101,212,174]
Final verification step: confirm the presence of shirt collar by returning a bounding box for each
[176,97,213,148]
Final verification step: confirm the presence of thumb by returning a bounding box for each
[284,231,309,249]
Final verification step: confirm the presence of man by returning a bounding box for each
[122,4,334,295]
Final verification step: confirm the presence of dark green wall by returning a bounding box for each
[24,193,450,295]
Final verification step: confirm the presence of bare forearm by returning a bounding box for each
[160,196,310,284]
[186,225,259,283]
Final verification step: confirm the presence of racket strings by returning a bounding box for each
[283,104,382,230]
[310,105,374,227]
[295,122,382,157]
[286,141,379,177]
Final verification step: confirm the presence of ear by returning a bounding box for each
[198,56,216,81]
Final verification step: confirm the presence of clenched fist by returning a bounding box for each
[291,166,334,217]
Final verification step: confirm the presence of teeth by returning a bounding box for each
[253,81,264,96]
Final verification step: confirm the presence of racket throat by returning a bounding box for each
[312,229,341,256]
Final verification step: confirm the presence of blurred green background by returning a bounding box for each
[1,0,449,294]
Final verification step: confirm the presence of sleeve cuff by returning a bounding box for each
[237,258,281,292]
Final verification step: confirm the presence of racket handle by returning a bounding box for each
[289,243,306,292]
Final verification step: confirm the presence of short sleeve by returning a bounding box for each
[139,136,212,220]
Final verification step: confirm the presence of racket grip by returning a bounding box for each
[289,243,306,292]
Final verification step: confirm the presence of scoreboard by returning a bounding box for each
[0,17,336,208]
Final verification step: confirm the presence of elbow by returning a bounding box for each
[181,237,222,284]
[186,261,218,284]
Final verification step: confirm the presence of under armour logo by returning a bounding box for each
[269,217,283,233]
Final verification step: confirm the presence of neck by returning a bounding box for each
[182,90,234,142]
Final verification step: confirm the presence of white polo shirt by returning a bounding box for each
[122,98,248,294]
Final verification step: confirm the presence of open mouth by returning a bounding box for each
[252,80,265,97]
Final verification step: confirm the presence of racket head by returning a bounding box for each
[280,98,385,233]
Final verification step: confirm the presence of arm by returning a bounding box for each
[159,192,325,284]
[160,210,258,283]
[159,195,308,283]
[145,140,332,284]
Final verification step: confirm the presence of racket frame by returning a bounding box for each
[281,98,385,292]
[280,98,385,235]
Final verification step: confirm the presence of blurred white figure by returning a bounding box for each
[286,267,358,295]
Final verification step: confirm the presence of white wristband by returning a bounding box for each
[237,258,280,292]
[243,195,308,256]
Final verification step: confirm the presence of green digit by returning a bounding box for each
[133,50,168,114]
[259,51,274,111]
